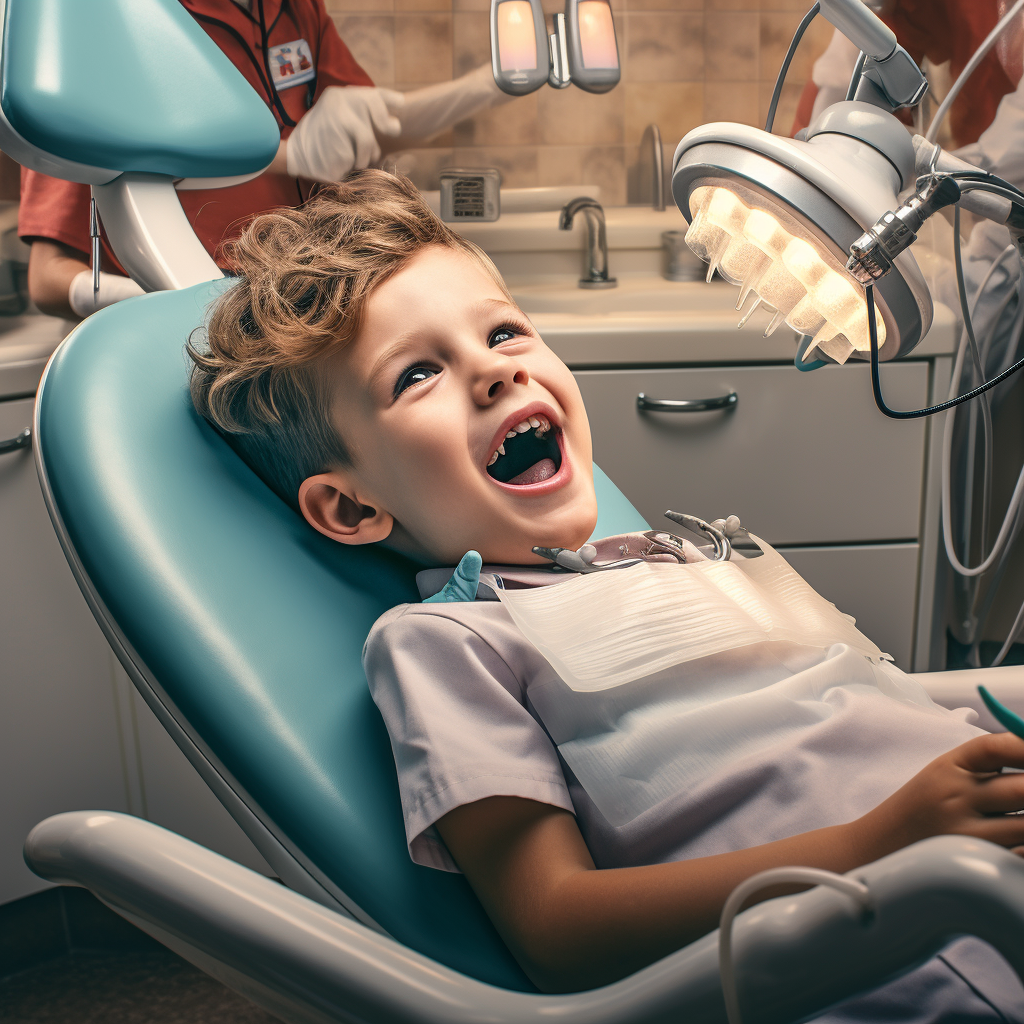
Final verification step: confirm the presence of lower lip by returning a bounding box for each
[487,430,573,496]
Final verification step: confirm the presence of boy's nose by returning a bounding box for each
[473,355,530,404]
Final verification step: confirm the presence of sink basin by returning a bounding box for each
[511,278,743,316]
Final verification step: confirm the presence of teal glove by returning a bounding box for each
[979,685,1024,739]
[424,550,482,603]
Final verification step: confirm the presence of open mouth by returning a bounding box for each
[486,414,563,486]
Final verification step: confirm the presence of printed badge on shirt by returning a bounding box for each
[268,39,315,90]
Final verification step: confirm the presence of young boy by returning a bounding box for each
[190,170,1024,1018]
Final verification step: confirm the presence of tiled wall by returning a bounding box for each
[327,0,834,204]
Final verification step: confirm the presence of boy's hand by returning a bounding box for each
[859,732,1024,858]
[424,550,482,603]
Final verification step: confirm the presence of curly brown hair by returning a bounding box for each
[189,170,507,508]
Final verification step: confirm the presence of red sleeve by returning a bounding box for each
[18,169,91,254]
[310,0,374,94]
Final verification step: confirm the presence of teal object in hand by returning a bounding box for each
[979,686,1024,739]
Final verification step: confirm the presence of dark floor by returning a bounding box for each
[0,887,279,1024]
[0,950,279,1024]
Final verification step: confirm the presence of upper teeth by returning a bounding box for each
[487,415,552,466]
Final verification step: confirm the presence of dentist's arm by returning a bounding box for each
[438,732,1024,994]
[379,63,514,153]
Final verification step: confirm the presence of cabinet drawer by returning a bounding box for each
[781,543,919,670]
[575,363,929,545]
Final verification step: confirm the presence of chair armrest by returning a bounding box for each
[25,812,1024,1024]
[912,664,1024,732]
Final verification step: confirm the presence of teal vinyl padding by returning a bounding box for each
[36,282,648,990]
[1,0,279,178]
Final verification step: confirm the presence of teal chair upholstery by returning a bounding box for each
[35,280,649,991]
[0,0,279,180]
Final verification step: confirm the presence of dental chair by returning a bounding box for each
[13,2,1024,1022]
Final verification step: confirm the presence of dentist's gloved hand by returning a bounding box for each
[286,86,404,182]
[68,270,144,319]
[424,550,482,603]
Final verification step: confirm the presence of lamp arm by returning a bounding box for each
[817,0,926,110]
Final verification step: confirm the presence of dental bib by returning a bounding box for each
[495,537,937,827]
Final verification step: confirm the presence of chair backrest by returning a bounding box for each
[35,282,649,990]
[0,0,278,181]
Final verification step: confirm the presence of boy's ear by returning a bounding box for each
[297,471,393,546]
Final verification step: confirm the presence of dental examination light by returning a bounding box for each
[672,0,1024,384]
[490,0,619,95]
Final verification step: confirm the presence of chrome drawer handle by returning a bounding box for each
[0,428,30,454]
[637,392,738,413]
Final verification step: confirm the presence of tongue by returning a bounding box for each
[508,458,557,486]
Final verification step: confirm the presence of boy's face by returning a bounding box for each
[302,245,599,565]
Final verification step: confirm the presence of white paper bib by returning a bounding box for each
[494,537,920,827]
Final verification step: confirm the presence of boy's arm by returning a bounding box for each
[437,732,1024,994]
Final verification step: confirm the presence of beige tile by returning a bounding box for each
[537,146,586,187]
[760,11,831,82]
[327,0,394,12]
[703,80,759,125]
[624,81,703,146]
[454,12,491,76]
[537,84,624,145]
[705,11,758,80]
[705,0,758,9]
[760,0,817,9]
[624,13,703,82]
[391,147,456,188]
[396,0,451,10]
[395,14,454,83]
[453,0,489,10]
[758,79,803,135]
[578,145,626,205]
[453,146,540,187]
[624,0,701,10]
[454,91,540,145]
[332,15,396,85]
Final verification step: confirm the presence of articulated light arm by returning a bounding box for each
[818,0,927,111]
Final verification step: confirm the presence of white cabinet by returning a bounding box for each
[570,358,948,672]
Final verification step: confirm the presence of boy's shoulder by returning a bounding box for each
[363,599,550,684]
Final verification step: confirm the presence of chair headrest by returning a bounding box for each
[0,0,279,183]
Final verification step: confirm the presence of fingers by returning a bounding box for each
[377,88,407,126]
[972,772,1024,815]
[952,732,1024,774]
[362,89,403,138]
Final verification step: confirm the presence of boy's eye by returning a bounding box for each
[489,325,521,347]
[394,365,437,396]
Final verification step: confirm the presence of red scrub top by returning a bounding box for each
[18,0,373,269]
[791,0,1018,145]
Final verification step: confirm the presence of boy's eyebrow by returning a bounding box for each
[365,298,528,393]
[366,335,422,394]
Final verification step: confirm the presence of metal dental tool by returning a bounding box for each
[663,511,732,562]
[531,545,644,573]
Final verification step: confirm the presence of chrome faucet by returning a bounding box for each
[559,197,617,290]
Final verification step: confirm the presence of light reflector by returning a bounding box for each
[685,184,886,364]
[578,0,618,69]
[497,0,538,70]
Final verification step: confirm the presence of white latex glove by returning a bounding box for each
[286,86,404,182]
[68,269,144,318]
[388,63,513,147]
